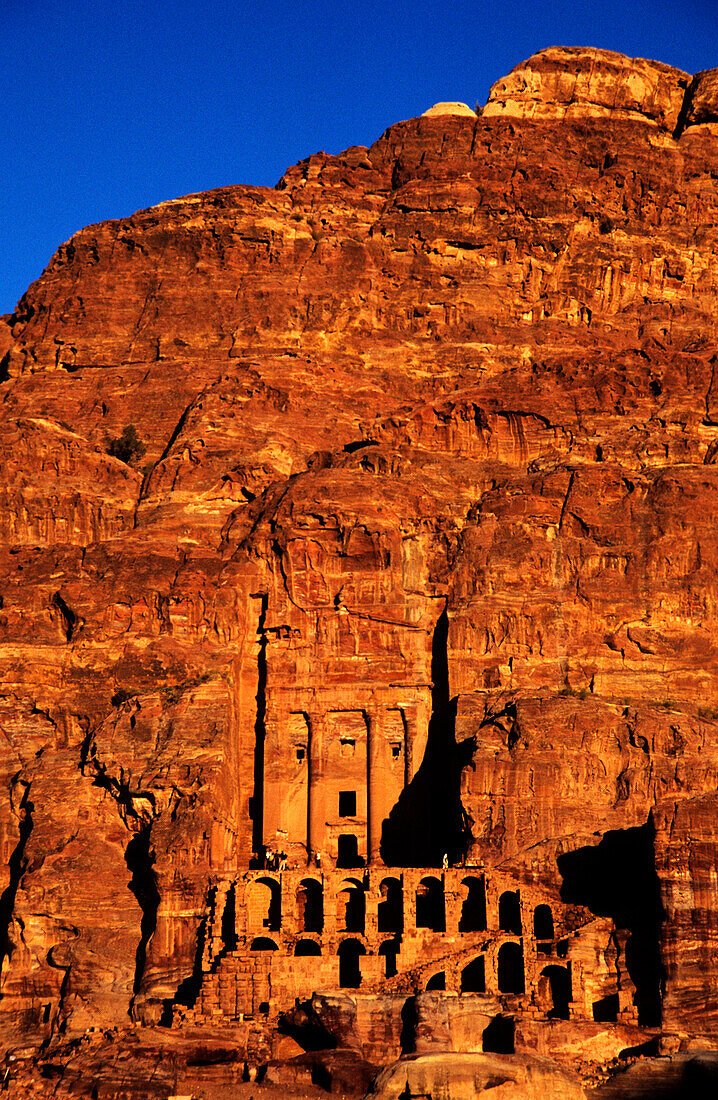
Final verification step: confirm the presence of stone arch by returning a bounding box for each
[426,971,446,991]
[297,878,323,933]
[460,955,486,993]
[416,876,445,932]
[338,878,365,933]
[498,890,522,935]
[338,939,365,987]
[247,876,281,932]
[497,941,524,993]
[459,875,486,932]
[295,939,321,956]
[533,903,554,940]
[538,964,571,1019]
[250,937,278,951]
[378,877,403,933]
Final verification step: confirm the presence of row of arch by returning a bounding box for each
[246,875,556,939]
[249,937,570,1014]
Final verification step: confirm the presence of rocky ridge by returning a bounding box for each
[2,46,718,1099]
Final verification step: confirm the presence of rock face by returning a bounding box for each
[2,45,718,1099]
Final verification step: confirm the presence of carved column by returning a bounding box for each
[307,711,326,866]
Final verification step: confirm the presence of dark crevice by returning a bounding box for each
[343,439,378,453]
[380,604,474,866]
[0,779,34,992]
[279,998,339,1052]
[558,816,664,1026]
[672,75,700,140]
[400,995,417,1055]
[125,823,160,1014]
[51,592,77,642]
[251,594,269,860]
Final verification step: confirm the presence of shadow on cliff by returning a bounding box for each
[0,781,34,989]
[125,824,160,1014]
[558,817,665,1027]
[380,606,474,867]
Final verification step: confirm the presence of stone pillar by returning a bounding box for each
[307,711,326,867]
[365,869,383,940]
[367,708,384,865]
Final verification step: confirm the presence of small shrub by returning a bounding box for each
[108,424,146,465]
[111,688,135,707]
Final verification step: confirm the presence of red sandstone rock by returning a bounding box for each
[2,45,718,1099]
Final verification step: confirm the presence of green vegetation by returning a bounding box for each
[107,424,146,465]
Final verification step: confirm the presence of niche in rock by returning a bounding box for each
[497,942,525,994]
[338,939,365,987]
[539,964,571,1019]
[297,879,323,933]
[337,833,363,869]
[459,875,487,932]
[378,877,403,933]
[499,890,522,935]
[483,1015,515,1054]
[461,956,486,993]
[416,877,445,932]
[380,605,474,866]
[557,817,664,1027]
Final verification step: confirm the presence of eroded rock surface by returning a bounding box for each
[2,45,718,1099]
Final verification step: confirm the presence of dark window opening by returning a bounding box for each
[250,937,278,951]
[483,1015,514,1054]
[537,942,553,956]
[534,904,554,940]
[339,791,357,818]
[391,743,402,759]
[295,940,321,956]
[426,971,445,991]
[378,878,403,934]
[498,890,522,935]
[460,956,486,994]
[338,940,365,988]
[557,938,569,958]
[459,876,487,932]
[253,877,281,931]
[337,833,363,868]
[295,746,306,762]
[593,993,619,1022]
[340,738,355,753]
[341,884,365,934]
[540,964,571,1019]
[379,939,399,978]
[416,877,445,932]
[497,942,525,994]
[297,879,323,933]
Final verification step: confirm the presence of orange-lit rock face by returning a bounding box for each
[2,45,718,1098]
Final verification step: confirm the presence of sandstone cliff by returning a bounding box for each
[2,46,718,1099]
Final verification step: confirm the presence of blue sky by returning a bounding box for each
[4,0,718,314]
